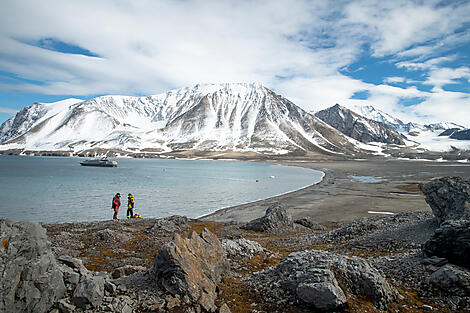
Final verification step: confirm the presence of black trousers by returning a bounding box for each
[127,208,133,218]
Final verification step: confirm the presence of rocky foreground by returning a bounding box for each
[1,177,470,313]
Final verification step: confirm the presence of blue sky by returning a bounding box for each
[1,0,470,126]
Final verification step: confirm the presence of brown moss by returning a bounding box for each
[189,220,226,236]
[395,183,421,194]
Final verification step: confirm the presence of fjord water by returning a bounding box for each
[0,155,323,223]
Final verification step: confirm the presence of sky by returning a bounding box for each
[0,0,469,127]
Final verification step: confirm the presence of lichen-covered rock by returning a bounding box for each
[249,249,395,311]
[419,176,470,224]
[430,264,470,296]
[295,269,347,310]
[111,265,146,279]
[241,203,293,233]
[72,275,105,308]
[422,219,470,269]
[0,219,65,313]
[222,238,266,259]
[294,216,326,230]
[152,228,228,312]
[145,215,189,235]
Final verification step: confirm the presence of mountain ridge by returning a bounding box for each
[0,83,364,156]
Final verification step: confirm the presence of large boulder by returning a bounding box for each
[422,219,470,269]
[429,264,470,295]
[0,219,66,313]
[152,228,228,312]
[145,215,190,235]
[249,250,395,311]
[241,203,294,233]
[419,176,470,224]
[72,275,105,309]
[222,238,267,260]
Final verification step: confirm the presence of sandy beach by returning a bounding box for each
[201,159,470,223]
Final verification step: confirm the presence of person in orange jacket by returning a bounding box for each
[112,193,121,220]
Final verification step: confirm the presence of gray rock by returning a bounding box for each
[58,299,76,313]
[419,176,470,224]
[145,215,189,235]
[241,203,293,233]
[295,269,347,310]
[72,275,105,308]
[152,228,227,312]
[222,238,266,259]
[249,249,395,311]
[0,219,65,313]
[430,264,470,295]
[57,255,90,277]
[294,217,326,230]
[423,219,470,269]
[111,265,146,279]
[104,280,117,294]
[218,303,231,313]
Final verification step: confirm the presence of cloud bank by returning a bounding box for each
[0,0,469,126]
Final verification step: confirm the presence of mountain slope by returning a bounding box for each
[0,83,364,155]
[349,105,470,152]
[315,104,406,145]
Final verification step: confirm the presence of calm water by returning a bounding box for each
[0,155,323,223]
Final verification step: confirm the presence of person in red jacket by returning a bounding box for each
[112,193,121,220]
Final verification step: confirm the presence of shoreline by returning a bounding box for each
[1,153,469,225]
[200,158,470,224]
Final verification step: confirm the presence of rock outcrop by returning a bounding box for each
[450,129,470,140]
[249,249,395,311]
[0,219,65,313]
[419,176,470,224]
[422,219,470,269]
[294,216,327,230]
[152,228,228,312]
[222,238,267,260]
[429,264,470,296]
[145,215,190,235]
[241,203,293,233]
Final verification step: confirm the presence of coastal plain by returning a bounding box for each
[202,159,470,223]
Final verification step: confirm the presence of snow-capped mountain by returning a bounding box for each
[349,105,470,152]
[0,83,365,155]
[315,104,406,145]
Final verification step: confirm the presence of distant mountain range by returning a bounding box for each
[0,83,469,157]
[0,83,363,156]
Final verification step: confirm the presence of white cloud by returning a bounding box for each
[424,66,470,88]
[0,107,18,114]
[0,0,469,127]
[383,76,405,84]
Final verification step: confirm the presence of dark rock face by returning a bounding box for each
[0,219,65,313]
[429,264,470,295]
[450,129,470,140]
[294,216,326,230]
[439,128,461,137]
[423,220,470,269]
[315,104,406,145]
[152,228,228,312]
[419,176,470,224]
[241,203,294,233]
[249,250,395,311]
